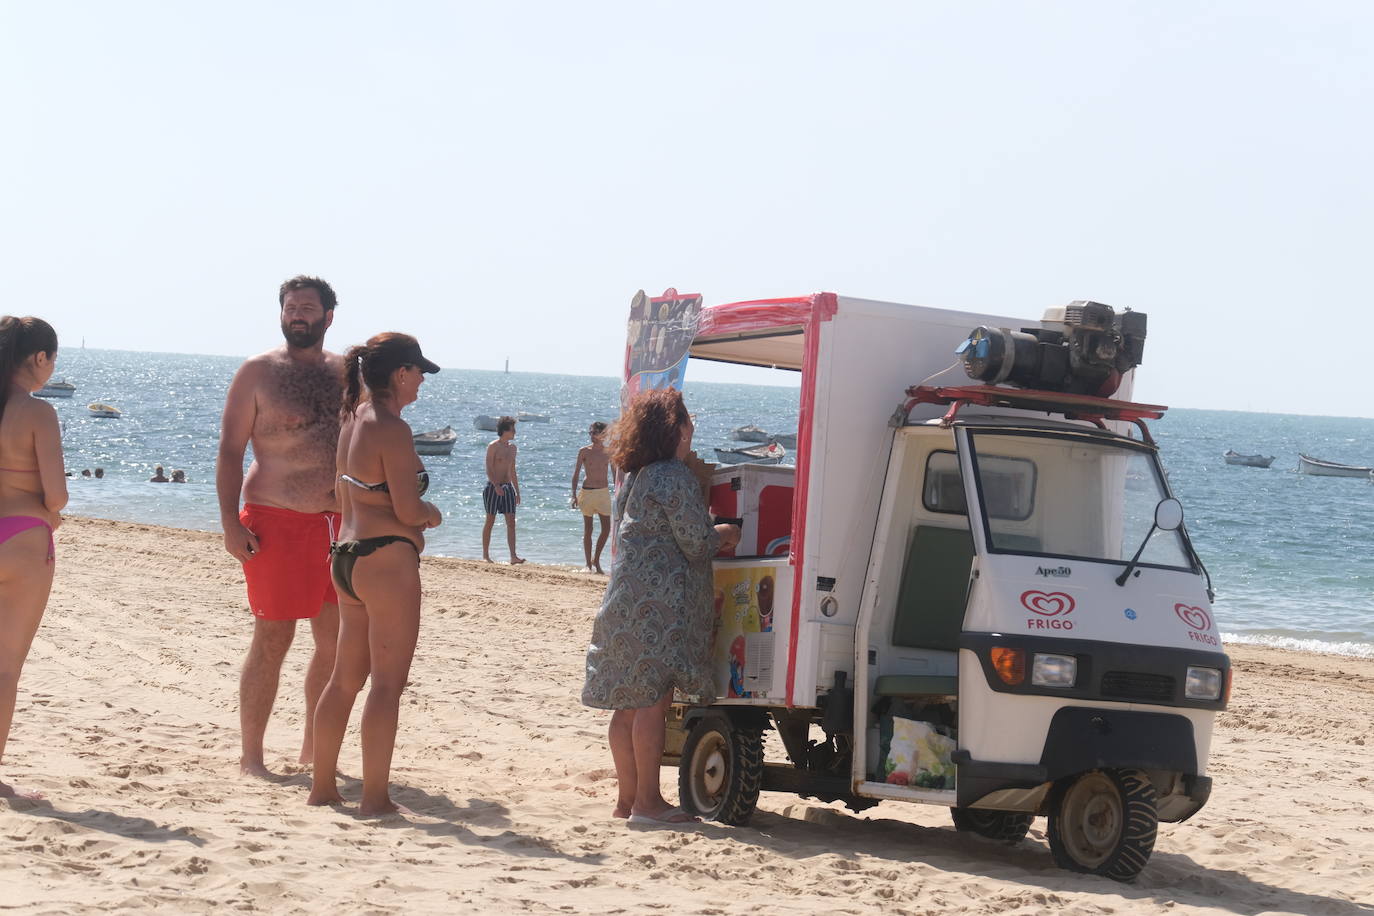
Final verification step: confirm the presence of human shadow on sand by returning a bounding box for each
[282,772,605,866]
[4,797,205,847]
[380,786,604,865]
[691,807,1372,916]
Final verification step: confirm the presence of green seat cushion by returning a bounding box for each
[891,526,974,651]
[874,675,959,697]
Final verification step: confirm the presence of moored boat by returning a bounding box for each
[1297,453,1373,477]
[36,380,76,398]
[729,424,769,442]
[476,413,548,431]
[413,425,457,456]
[772,432,797,449]
[713,442,786,465]
[88,402,122,419]
[1223,449,1275,468]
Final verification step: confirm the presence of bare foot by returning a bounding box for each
[483,556,494,563]
[306,788,345,806]
[240,759,274,780]
[593,563,604,575]
[510,556,525,565]
[0,780,45,800]
[629,804,698,823]
[358,798,415,817]
[612,805,632,818]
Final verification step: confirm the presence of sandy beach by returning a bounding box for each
[0,517,1370,914]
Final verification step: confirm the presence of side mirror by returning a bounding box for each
[1154,498,1184,531]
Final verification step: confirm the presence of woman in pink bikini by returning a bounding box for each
[0,316,66,800]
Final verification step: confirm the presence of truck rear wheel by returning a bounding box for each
[678,716,763,826]
[1048,768,1158,881]
[951,807,1033,844]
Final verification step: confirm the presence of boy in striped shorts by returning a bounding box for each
[482,416,524,564]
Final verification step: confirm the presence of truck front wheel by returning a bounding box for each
[1048,768,1158,881]
[678,716,763,826]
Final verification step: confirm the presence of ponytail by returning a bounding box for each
[339,332,423,416]
[0,316,58,430]
[341,344,366,416]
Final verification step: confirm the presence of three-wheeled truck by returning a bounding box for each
[654,293,1229,881]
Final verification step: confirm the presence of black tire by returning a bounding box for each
[1048,768,1158,881]
[677,716,764,826]
[951,807,1034,844]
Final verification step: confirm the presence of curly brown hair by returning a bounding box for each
[608,388,690,473]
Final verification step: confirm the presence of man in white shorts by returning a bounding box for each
[570,421,612,573]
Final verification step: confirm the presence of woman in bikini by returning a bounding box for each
[0,316,66,800]
[308,332,442,815]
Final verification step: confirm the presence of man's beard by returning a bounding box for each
[281,316,327,349]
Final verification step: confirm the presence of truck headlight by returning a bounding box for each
[1185,666,1223,700]
[1031,653,1077,688]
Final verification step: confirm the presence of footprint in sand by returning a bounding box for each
[102,762,165,779]
[171,856,211,876]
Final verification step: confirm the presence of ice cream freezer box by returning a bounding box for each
[708,556,791,702]
[709,464,795,559]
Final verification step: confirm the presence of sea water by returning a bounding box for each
[52,348,1374,658]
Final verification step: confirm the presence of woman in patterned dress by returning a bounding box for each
[582,388,740,824]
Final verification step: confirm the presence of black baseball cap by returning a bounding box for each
[401,342,441,374]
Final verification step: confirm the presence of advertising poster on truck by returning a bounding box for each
[621,288,702,404]
[711,564,778,699]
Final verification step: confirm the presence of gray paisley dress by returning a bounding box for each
[581,458,721,709]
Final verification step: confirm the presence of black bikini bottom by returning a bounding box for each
[329,535,419,601]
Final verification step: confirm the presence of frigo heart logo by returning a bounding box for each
[1175,603,1212,631]
[1021,590,1075,617]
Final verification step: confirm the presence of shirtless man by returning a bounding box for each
[481,416,523,564]
[570,421,612,573]
[217,275,343,778]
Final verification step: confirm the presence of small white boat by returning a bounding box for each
[713,442,786,465]
[88,402,122,419]
[477,413,547,431]
[1297,453,1373,478]
[1223,449,1275,468]
[413,425,457,456]
[36,380,76,399]
[730,425,770,442]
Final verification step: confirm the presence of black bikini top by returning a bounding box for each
[340,469,429,497]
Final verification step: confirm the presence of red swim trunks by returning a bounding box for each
[239,503,340,621]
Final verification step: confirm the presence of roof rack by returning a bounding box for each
[902,385,1167,446]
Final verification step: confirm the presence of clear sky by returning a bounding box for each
[2,2,1370,414]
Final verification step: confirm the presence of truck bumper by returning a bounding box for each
[955,706,1212,819]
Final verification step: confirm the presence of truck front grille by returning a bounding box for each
[1100,671,1175,702]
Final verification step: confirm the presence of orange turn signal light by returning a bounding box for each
[990,647,1025,686]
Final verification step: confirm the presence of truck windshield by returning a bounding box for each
[965,429,1192,571]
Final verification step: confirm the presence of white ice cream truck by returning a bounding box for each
[651,292,1228,881]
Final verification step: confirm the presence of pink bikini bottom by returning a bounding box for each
[0,516,54,563]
